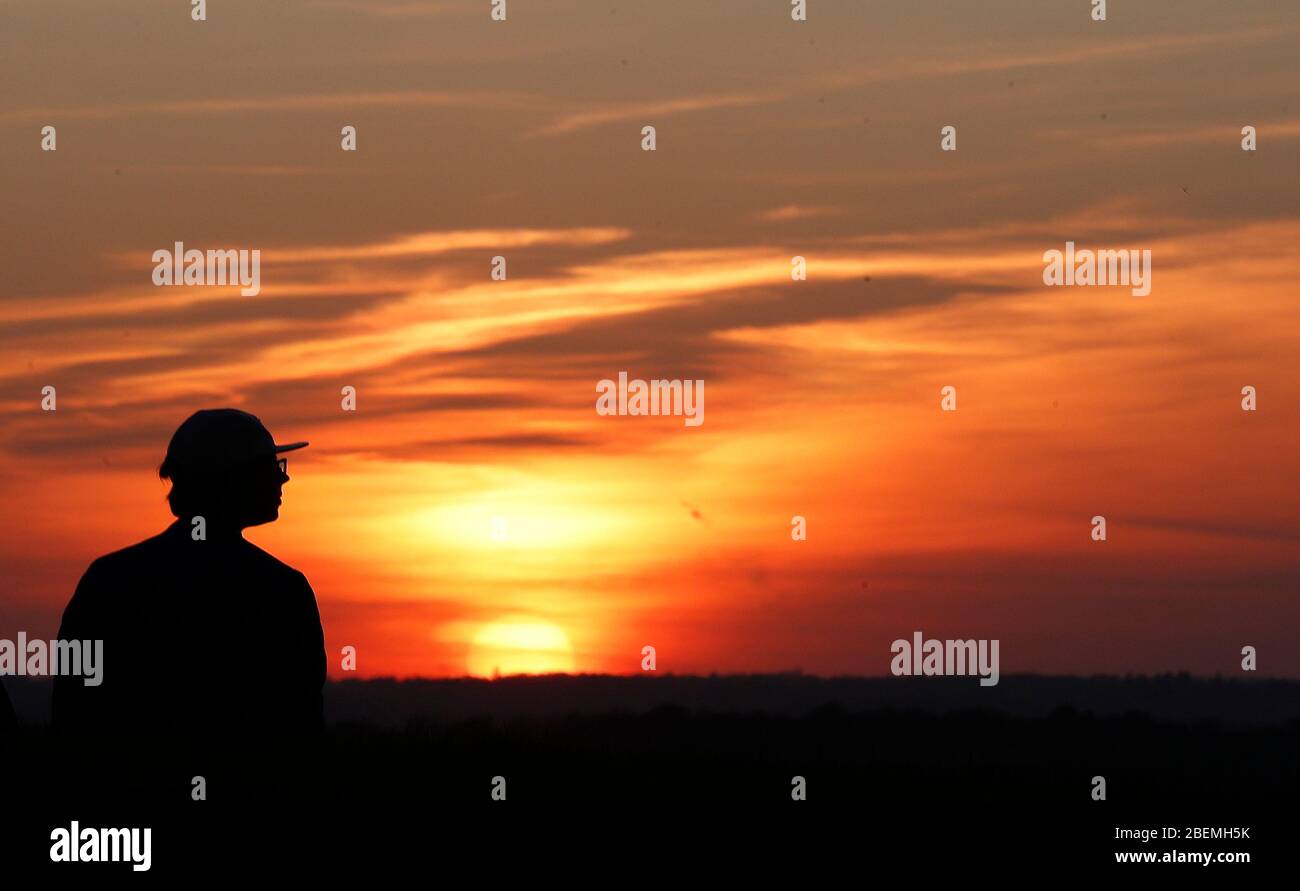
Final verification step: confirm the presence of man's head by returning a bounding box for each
[159,409,308,529]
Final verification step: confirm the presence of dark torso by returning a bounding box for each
[54,523,326,760]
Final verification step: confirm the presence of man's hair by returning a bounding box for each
[159,459,221,519]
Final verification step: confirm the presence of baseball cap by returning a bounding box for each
[161,409,308,477]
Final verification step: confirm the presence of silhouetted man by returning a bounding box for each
[0,678,15,737]
[53,409,326,805]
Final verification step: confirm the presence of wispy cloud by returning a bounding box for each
[1036,118,1300,150]
[525,90,795,137]
[756,205,839,222]
[0,89,554,123]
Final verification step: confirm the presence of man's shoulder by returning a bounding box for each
[62,530,176,628]
[80,528,175,580]
[239,541,320,622]
[239,538,311,586]
[72,527,315,612]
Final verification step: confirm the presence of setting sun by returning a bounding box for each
[466,618,576,678]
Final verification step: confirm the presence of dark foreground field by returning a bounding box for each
[3,673,1297,873]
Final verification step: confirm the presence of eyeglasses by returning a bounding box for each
[277,457,288,475]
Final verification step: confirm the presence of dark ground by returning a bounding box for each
[2,673,1296,875]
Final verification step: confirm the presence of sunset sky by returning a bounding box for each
[1,0,1297,679]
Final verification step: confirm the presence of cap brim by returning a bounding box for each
[274,441,309,453]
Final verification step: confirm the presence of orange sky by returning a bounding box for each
[1,0,1298,678]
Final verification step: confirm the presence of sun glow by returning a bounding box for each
[466,618,577,678]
